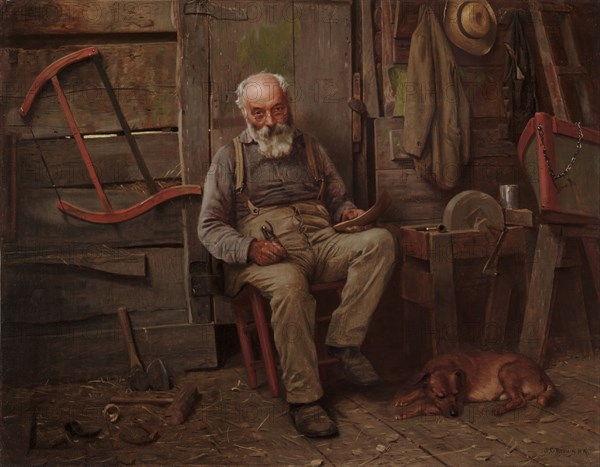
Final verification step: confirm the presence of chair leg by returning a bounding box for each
[233,305,258,389]
[250,290,280,398]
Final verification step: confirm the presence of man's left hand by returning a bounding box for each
[340,208,372,232]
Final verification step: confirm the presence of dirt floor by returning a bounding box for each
[1,352,599,466]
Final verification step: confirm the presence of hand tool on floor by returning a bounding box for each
[163,384,199,426]
[119,417,160,445]
[117,306,170,391]
[110,393,174,406]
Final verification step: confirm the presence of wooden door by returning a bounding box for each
[179,0,353,323]
[209,0,353,188]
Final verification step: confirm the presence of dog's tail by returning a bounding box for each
[537,372,556,407]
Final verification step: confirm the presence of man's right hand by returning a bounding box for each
[248,240,287,266]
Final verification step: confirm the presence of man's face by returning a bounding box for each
[242,77,289,131]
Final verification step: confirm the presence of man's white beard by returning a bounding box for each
[247,122,295,159]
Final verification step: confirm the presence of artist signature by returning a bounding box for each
[544,447,590,456]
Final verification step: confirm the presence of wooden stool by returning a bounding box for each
[232,281,344,397]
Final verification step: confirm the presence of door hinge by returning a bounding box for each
[184,1,247,20]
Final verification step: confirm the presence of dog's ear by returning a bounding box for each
[412,371,430,387]
[454,370,465,388]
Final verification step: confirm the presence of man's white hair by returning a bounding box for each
[235,72,289,109]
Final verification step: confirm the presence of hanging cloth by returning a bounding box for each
[400,5,471,191]
[502,10,538,142]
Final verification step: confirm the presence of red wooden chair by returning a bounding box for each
[232,281,345,397]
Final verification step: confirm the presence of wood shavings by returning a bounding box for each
[540,415,559,424]
[281,434,302,446]
[475,451,492,461]
[255,414,270,431]
[102,404,120,423]
[230,380,250,392]
[234,444,267,457]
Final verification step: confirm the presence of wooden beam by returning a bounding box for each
[360,0,380,117]
[519,224,564,363]
[174,0,212,324]
[429,234,459,354]
[2,0,176,36]
[380,0,395,117]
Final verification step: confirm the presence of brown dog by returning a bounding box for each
[394,351,556,419]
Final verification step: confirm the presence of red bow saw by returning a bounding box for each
[20,47,201,224]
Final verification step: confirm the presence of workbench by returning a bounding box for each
[399,225,528,355]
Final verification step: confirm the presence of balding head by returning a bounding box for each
[235,73,289,110]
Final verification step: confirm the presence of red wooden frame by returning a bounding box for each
[20,47,202,224]
[518,112,600,224]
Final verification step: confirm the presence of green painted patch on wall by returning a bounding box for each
[237,20,298,79]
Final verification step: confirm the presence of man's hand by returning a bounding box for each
[248,240,287,266]
[340,208,372,232]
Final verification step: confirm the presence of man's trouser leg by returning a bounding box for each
[312,227,396,348]
[233,260,324,404]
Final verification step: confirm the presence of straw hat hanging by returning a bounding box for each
[444,0,497,56]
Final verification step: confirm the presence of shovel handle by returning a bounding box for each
[117,306,144,370]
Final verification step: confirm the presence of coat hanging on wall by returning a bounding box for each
[400,6,471,190]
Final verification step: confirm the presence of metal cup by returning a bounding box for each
[499,184,519,209]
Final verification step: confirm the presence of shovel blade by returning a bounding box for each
[147,359,170,391]
[129,367,150,391]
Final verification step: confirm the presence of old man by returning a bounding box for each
[198,73,395,437]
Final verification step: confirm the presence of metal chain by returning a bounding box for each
[537,122,583,179]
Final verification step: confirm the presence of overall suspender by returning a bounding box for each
[233,134,325,215]
[233,136,260,214]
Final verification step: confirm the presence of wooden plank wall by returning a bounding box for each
[368,0,541,226]
[0,0,217,386]
[209,0,353,187]
[369,0,599,225]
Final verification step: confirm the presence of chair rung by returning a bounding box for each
[318,357,339,367]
